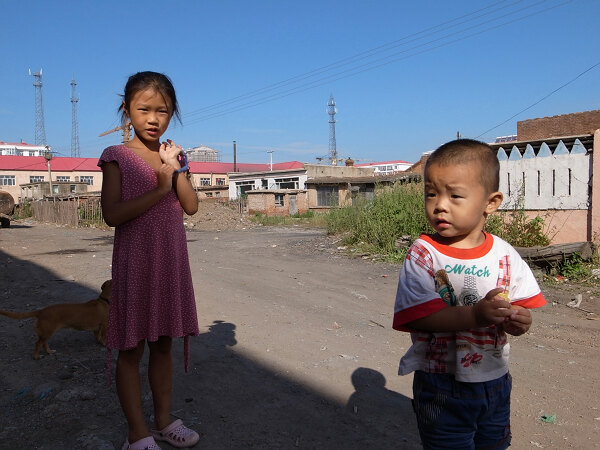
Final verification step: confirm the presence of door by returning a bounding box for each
[289,194,298,215]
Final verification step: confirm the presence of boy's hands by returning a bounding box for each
[472,288,514,326]
[159,139,184,171]
[502,305,532,336]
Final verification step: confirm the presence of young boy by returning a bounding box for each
[393,139,546,449]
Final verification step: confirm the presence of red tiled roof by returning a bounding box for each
[0,155,305,174]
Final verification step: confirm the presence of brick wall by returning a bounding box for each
[517,110,600,141]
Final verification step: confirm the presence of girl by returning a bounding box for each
[99,71,200,450]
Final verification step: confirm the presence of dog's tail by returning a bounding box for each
[0,309,39,320]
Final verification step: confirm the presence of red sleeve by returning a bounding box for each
[392,297,447,332]
[513,292,546,309]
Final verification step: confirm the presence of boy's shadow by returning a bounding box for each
[171,322,420,449]
[346,367,418,439]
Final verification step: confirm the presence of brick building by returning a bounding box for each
[517,110,600,141]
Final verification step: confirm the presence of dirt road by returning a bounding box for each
[0,221,599,449]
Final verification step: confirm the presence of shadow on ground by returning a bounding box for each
[0,250,420,449]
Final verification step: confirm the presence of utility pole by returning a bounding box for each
[267,150,274,171]
[327,94,337,166]
[233,140,237,172]
[44,146,53,196]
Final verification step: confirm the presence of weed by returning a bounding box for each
[485,190,550,247]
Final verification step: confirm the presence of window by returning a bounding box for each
[205,192,213,197]
[0,175,15,186]
[30,176,44,183]
[236,181,255,195]
[57,176,70,182]
[200,178,210,186]
[80,176,94,185]
[216,177,225,186]
[316,186,338,207]
[215,191,221,198]
[261,179,268,189]
[275,194,284,206]
[70,185,76,193]
[275,177,299,189]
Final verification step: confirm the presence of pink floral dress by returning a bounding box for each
[98,145,199,373]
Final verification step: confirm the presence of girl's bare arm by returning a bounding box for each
[173,171,199,215]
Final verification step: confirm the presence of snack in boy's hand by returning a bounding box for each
[497,291,510,301]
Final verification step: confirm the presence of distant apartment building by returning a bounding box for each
[186,145,220,162]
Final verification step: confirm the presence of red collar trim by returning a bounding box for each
[420,232,494,259]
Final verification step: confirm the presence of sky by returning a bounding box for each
[1,0,599,165]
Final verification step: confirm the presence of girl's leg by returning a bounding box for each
[116,340,150,444]
[148,336,173,430]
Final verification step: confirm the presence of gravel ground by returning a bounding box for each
[0,208,599,449]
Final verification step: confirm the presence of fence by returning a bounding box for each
[30,196,106,228]
[492,131,598,244]
[497,138,589,210]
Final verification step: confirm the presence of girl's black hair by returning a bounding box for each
[119,71,182,125]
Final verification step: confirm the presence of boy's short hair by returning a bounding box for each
[425,139,500,193]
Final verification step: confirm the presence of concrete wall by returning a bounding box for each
[304,164,374,178]
[519,209,589,244]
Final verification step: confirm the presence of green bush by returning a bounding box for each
[325,183,429,261]
[485,193,550,247]
[325,182,552,262]
[13,202,32,219]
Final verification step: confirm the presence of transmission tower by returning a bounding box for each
[29,69,47,146]
[70,78,81,157]
[327,94,337,165]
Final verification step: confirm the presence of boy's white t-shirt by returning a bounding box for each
[393,232,545,383]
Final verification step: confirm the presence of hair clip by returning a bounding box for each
[176,150,189,173]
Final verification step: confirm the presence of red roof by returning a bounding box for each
[0,155,102,172]
[0,155,304,174]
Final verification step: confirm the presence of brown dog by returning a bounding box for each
[0,280,111,359]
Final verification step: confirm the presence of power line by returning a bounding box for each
[183,0,516,118]
[182,0,570,125]
[475,60,600,139]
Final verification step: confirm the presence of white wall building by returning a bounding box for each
[0,141,49,157]
[355,160,411,175]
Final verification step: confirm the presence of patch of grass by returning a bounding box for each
[546,252,599,283]
[249,211,327,227]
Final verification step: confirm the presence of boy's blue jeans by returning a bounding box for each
[412,370,512,450]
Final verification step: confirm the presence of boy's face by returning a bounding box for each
[424,161,502,248]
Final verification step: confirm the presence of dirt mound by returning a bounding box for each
[184,200,254,231]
